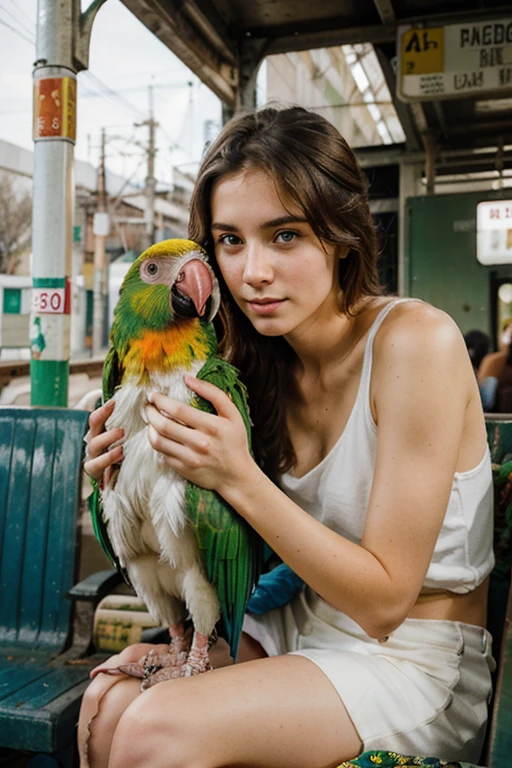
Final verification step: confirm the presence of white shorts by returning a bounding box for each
[243,587,495,763]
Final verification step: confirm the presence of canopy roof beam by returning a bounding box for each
[121,0,238,106]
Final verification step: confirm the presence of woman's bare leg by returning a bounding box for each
[78,633,265,767]
[78,643,160,768]
[107,654,362,768]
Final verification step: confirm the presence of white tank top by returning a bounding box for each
[281,299,495,594]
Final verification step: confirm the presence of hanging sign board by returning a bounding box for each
[476,200,512,265]
[398,19,512,101]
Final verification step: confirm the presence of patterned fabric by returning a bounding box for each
[491,457,512,581]
[336,750,480,768]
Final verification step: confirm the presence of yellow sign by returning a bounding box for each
[401,27,444,76]
[33,76,77,142]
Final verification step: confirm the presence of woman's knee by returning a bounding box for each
[108,685,214,768]
[78,674,142,767]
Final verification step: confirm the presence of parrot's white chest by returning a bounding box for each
[102,361,205,565]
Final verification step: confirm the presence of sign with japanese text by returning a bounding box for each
[477,200,512,265]
[398,19,512,101]
[33,76,77,141]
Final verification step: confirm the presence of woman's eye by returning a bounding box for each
[219,234,241,246]
[276,230,297,243]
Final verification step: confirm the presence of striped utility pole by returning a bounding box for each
[30,0,107,406]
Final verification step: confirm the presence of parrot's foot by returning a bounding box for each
[177,630,216,677]
[180,645,214,677]
[140,630,192,690]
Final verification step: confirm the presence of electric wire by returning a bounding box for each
[0,16,34,44]
[0,4,35,39]
[5,0,35,30]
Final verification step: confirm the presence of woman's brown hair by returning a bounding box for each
[189,106,382,481]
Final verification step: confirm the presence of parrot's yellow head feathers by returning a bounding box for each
[114,239,221,333]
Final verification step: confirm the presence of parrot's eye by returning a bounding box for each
[147,263,159,276]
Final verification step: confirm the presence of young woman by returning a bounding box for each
[80,107,495,768]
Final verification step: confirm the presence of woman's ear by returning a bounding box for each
[338,245,350,260]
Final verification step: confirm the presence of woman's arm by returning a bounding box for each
[146,306,481,638]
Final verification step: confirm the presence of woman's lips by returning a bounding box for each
[247,299,286,314]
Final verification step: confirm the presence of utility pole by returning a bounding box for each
[31,0,107,406]
[142,84,158,251]
[92,127,109,356]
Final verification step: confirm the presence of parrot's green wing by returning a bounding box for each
[102,343,123,403]
[185,356,263,659]
[88,343,125,573]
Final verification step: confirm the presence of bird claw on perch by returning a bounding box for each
[141,630,216,688]
[89,627,192,683]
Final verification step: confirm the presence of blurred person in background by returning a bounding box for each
[477,319,512,411]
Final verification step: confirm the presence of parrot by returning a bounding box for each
[88,238,262,688]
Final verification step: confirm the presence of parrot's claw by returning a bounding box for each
[138,633,192,690]
[179,645,214,677]
[90,662,145,680]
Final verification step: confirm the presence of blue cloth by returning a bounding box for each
[247,562,304,614]
[480,376,498,411]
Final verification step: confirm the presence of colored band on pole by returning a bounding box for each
[30,359,69,407]
[33,76,77,143]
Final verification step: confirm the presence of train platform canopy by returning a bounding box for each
[120,0,512,174]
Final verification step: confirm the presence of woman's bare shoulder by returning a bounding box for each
[374,300,466,365]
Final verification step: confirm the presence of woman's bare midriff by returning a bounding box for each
[408,577,489,627]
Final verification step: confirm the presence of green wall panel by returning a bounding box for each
[3,288,21,315]
[406,191,512,337]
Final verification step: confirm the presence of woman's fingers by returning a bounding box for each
[146,403,214,451]
[87,427,125,460]
[84,444,123,483]
[83,400,124,484]
[87,399,115,437]
[147,424,203,468]
[184,375,239,418]
[147,391,218,433]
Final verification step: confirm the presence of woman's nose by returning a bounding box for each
[243,245,274,286]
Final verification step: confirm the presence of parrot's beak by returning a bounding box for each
[173,258,213,317]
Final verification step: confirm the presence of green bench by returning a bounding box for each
[0,407,119,766]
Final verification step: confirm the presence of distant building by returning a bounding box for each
[0,140,191,358]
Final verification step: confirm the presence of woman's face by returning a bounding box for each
[211,168,342,339]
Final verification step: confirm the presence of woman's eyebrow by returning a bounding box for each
[211,216,307,232]
[211,222,240,232]
[261,215,308,228]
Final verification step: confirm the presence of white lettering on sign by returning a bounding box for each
[32,287,66,314]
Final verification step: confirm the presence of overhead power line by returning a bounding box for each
[0,16,34,44]
[0,4,35,38]
[5,0,35,31]
[82,71,147,121]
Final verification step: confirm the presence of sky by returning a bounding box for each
[0,0,224,187]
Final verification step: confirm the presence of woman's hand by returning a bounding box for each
[145,374,254,494]
[83,399,124,485]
